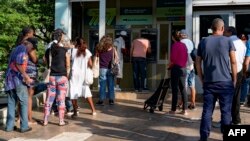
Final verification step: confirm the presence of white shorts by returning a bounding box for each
[116,60,123,78]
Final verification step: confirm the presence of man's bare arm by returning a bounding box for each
[229,51,237,86]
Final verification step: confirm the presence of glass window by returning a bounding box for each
[159,24,170,61]
[236,14,250,37]
[199,15,229,40]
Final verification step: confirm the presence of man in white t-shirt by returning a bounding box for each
[180,29,196,110]
[224,26,246,125]
[113,31,127,91]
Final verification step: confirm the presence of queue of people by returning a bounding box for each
[4,20,250,140]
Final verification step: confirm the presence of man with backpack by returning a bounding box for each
[180,29,196,110]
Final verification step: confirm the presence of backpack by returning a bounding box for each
[190,42,197,61]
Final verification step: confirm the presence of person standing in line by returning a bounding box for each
[25,37,39,125]
[41,29,70,126]
[68,37,96,117]
[96,35,118,105]
[168,30,188,115]
[5,41,34,132]
[224,26,246,125]
[113,31,127,91]
[196,18,237,141]
[46,29,73,116]
[179,29,197,110]
[240,33,250,106]
[14,27,35,123]
[15,26,35,47]
[130,36,151,92]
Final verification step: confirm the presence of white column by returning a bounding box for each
[55,0,70,37]
[186,0,193,40]
[99,0,106,41]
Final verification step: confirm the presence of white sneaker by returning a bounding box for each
[115,86,121,91]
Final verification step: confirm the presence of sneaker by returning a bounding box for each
[240,102,245,107]
[51,111,59,116]
[66,110,74,116]
[115,87,121,91]
[96,100,104,106]
[109,100,114,105]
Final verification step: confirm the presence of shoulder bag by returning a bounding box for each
[110,47,119,76]
[92,55,100,78]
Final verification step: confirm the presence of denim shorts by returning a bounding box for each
[186,69,195,87]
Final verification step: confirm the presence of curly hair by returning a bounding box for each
[75,37,87,57]
[96,35,114,53]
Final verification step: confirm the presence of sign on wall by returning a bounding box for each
[156,0,185,21]
[85,8,116,26]
[118,7,153,25]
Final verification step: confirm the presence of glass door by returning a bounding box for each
[235,14,250,38]
[157,23,171,64]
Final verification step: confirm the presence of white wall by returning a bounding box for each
[193,0,250,6]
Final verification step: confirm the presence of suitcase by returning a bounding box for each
[143,76,171,113]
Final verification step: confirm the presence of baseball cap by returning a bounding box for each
[120,31,127,36]
[180,29,188,37]
[26,37,38,48]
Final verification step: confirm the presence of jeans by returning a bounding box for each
[240,77,250,103]
[99,68,115,101]
[6,83,29,131]
[200,81,234,141]
[170,65,188,111]
[132,57,147,91]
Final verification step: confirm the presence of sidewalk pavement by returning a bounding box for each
[0,96,250,141]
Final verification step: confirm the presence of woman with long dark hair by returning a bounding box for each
[69,37,96,117]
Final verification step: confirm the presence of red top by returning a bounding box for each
[170,42,187,68]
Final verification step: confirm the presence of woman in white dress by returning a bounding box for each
[69,37,96,117]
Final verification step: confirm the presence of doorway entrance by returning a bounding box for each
[193,10,250,46]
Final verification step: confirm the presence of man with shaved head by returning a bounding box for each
[196,18,237,141]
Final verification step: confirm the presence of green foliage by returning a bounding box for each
[0,0,55,87]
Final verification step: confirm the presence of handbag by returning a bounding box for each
[43,48,52,83]
[84,67,94,85]
[110,48,119,76]
[68,48,74,80]
[92,55,99,78]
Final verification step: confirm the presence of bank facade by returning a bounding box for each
[55,0,250,90]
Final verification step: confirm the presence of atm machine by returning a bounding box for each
[140,29,157,63]
[114,29,131,62]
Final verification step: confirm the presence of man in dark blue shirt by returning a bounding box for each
[196,18,237,141]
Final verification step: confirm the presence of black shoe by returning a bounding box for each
[188,104,196,110]
[109,100,114,105]
[96,100,104,106]
[5,126,18,132]
[20,127,32,133]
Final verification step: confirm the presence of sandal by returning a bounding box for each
[59,121,69,126]
[38,120,48,126]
